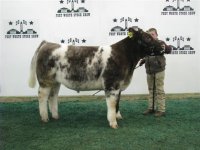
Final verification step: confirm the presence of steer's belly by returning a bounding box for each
[64,80,103,91]
[55,67,104,91]
[56,75,103,91]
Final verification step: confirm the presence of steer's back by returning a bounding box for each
[36,42,112,91]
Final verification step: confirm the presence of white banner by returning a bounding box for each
[0,0,200,96]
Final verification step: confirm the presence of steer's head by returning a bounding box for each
[128,26,163,57]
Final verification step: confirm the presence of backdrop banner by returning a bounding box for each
[0,0,199,96]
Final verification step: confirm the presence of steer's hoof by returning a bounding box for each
[110,124,118,129]
[110,122,118,129]
[41,118,49,123]
[52,115,60,120]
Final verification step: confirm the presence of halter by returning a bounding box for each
[128,30,163,56]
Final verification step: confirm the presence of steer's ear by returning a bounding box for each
[132,26,139,32]
[128,26,139,38]
[129,26,139,32]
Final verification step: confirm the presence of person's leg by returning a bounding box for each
[143,73,155,115]
[154,71,165,116]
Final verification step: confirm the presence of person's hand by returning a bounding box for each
[165,45,172,54]
[161,44,165,50]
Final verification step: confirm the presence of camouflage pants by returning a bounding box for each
[147,71,165,112]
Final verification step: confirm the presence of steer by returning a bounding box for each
[29,27,163,129]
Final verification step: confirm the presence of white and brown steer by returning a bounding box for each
[29,27,163,129]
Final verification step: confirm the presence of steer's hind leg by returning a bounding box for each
[38,86,51,122]
[116,91,123,120]
[48,83,61,120]
[105,89,120,129]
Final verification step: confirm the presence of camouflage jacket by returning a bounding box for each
[144,55,166,74]
[141,40,171,74]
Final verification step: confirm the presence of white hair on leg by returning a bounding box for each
[38,87,51,122]
[48,84,60,120]
[48,100,52,113]
[106,97,117,129]
[49,97,59,120]
[106,89,120,129]
[116,111,123,120]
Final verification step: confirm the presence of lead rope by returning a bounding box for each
[92,90,102,96]
[152,73,156,112]
[92,65,141,96]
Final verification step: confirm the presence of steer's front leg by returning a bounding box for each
[106,89,120,129]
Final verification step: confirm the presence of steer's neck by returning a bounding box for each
[111,37,141,70]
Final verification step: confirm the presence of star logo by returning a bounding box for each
[61,39,65,43]
[29,21,34,25]
[60,0,64,4]
[186,37,191,41]
[113,18,117,23]
[9,21,13,25]
[82,39,86,43]
[166,37,170,41]
[134,18,139,22]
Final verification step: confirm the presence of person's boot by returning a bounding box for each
[142,109,154,115]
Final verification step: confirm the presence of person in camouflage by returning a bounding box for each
[139,28,171,117]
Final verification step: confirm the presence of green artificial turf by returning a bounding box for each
[0,99,200,150]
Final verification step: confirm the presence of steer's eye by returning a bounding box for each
[142,34,151,43]
[144,36,152,43]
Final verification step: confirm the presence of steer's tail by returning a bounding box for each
[28,40,46,88]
